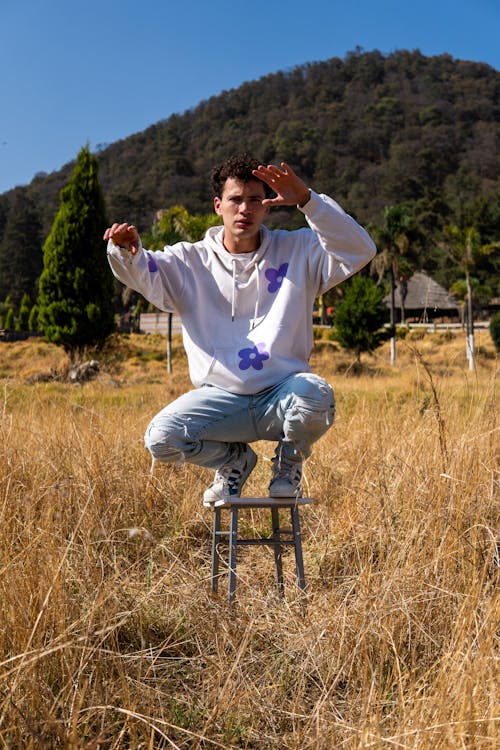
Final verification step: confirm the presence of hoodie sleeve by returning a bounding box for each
[107,240,187,313]
[300,191,377,292]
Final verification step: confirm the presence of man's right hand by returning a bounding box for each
[103,223,140,255]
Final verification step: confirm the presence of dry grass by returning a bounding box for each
[0,331,498,748]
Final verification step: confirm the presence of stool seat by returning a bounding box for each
[207,496,313,602]
[206,496,312,508]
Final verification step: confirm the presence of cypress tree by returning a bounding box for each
[0,295,13,330]
[0,189,43,306]
[16,292,31,331]
[3,306,14,331]
[37,146,115,362]
[28,304,39,333]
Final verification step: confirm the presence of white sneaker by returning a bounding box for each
[203,444,257,505]
[269,445,302,498]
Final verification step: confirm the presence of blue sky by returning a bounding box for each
[1,0,498,195]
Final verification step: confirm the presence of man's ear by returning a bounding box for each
[214,196,222,215]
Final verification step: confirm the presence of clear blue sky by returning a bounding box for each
[1,0,498,195]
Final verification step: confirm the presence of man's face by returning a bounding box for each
[214,177,269,252]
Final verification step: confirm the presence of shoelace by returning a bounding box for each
[272,456,302,483]
[211,462,246,494]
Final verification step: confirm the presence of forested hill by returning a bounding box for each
[0,49,499,297]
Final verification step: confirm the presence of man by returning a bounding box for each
[104,154,376,502]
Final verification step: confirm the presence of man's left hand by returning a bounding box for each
[252,162,310,208]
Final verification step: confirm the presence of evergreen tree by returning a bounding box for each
[37,146,115,362]
[16,292,31,331]
[333,275,388,367]
[0,189,43,306]
[0,295,13,330]
[3,306,14,331]
[28,304,39,333]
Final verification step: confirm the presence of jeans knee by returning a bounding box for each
[281,374,335,454]
[289,374,335,418]
[144,414,190,463]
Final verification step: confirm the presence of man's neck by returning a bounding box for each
[223,232,262,254]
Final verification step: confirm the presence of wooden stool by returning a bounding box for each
[206,497,312,603]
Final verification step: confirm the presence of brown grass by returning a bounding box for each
[0,331,498,748]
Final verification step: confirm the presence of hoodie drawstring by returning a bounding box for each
[252,261,261,329]
[231,258,261,326]
[231,259,237,322]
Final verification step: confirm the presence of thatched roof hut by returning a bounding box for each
[384,271,459,321]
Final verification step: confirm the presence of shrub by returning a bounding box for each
[333,275,388,365]
[489,311,500,351]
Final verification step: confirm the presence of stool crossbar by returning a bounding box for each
[206,497,312,602]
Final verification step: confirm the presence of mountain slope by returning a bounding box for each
[0,48,498,296]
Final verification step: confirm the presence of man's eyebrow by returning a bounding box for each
[226,191,264,200]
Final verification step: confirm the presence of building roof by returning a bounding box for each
[384,271,459,312]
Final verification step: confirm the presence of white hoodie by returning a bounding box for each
[107,191,376,394]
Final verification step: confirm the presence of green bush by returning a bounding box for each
[333,275,388,365]
[489,311,500,351]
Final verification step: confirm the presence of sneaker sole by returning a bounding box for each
[269,482,302,498]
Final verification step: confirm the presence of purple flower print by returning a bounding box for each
[238,342,270,371]
[146,253,158,273]
[265,262,288,293]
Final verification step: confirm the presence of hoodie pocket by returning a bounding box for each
[206,348,241,383]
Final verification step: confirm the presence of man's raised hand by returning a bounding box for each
[103,223,140,255]
[252,162,310,208]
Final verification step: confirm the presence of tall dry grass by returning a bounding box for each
[0,331,498,749]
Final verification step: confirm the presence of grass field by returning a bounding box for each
[0,331,498,748]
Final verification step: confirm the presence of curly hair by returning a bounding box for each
[210,153,273,198]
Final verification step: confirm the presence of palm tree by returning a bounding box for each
[371,204,416,365]
[441,225,499,370]
[144,206,220,372]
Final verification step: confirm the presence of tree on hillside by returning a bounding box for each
[37,146,115,363]
[333,275,388,368]
[0,189,43,306]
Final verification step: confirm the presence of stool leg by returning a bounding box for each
[271,507,284,596]
[228,507,238,603]
[291,506,306,591]
[210,507,221,594]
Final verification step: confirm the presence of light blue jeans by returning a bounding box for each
[144,372,335,469]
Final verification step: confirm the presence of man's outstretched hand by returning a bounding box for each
[103,223,140,255]
[252,162,310,208]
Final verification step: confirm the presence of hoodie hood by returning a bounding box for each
[204,224,272,270]
[204,224,273,324]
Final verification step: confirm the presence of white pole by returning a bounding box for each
[466,332,475,371]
